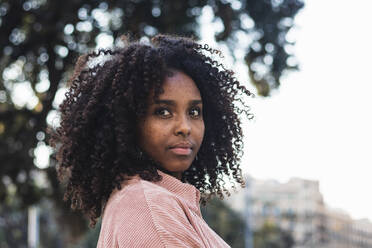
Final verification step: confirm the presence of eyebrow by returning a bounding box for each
[153,99,202,105]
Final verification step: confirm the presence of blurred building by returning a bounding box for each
[227,175,372,248]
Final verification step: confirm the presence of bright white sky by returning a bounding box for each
[236,0,372,221]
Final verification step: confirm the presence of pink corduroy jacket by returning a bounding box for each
[96,170,231,248]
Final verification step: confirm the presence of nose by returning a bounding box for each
[174,114,191,137]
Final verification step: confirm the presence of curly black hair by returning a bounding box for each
[48,34,253,227]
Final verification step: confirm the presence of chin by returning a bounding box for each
[163,161,192,174]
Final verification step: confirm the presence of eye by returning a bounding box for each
[154,107,172,118]
[189,107,202,118]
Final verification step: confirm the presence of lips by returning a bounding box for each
[168,142,193,155]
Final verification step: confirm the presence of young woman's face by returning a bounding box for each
[138,70,205,179]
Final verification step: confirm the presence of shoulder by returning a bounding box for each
[106,177,179,212]
[104,177,185,227]
[102,178,184,230]
[134,179,203,246]
[98,177,165,247]
[98,176,203,247]
[140,179,181,205]
[103,177,175,219]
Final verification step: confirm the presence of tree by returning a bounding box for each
[201,198,245,247]
[0,0,304,242]
[254,222,295,248]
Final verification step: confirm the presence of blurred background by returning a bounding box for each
[1,0,371,247]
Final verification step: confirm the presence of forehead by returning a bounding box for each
[158,71,201,100]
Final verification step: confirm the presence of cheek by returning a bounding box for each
[196,122,205,145]
[140,121,166,147]
[138,121,152,147]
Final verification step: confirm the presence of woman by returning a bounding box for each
[48,34,252,247]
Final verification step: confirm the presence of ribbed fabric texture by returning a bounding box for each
[96,170,231,248]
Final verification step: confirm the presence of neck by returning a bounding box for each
[170,172,182,180]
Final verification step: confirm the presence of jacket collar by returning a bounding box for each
[155,170,201,211]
